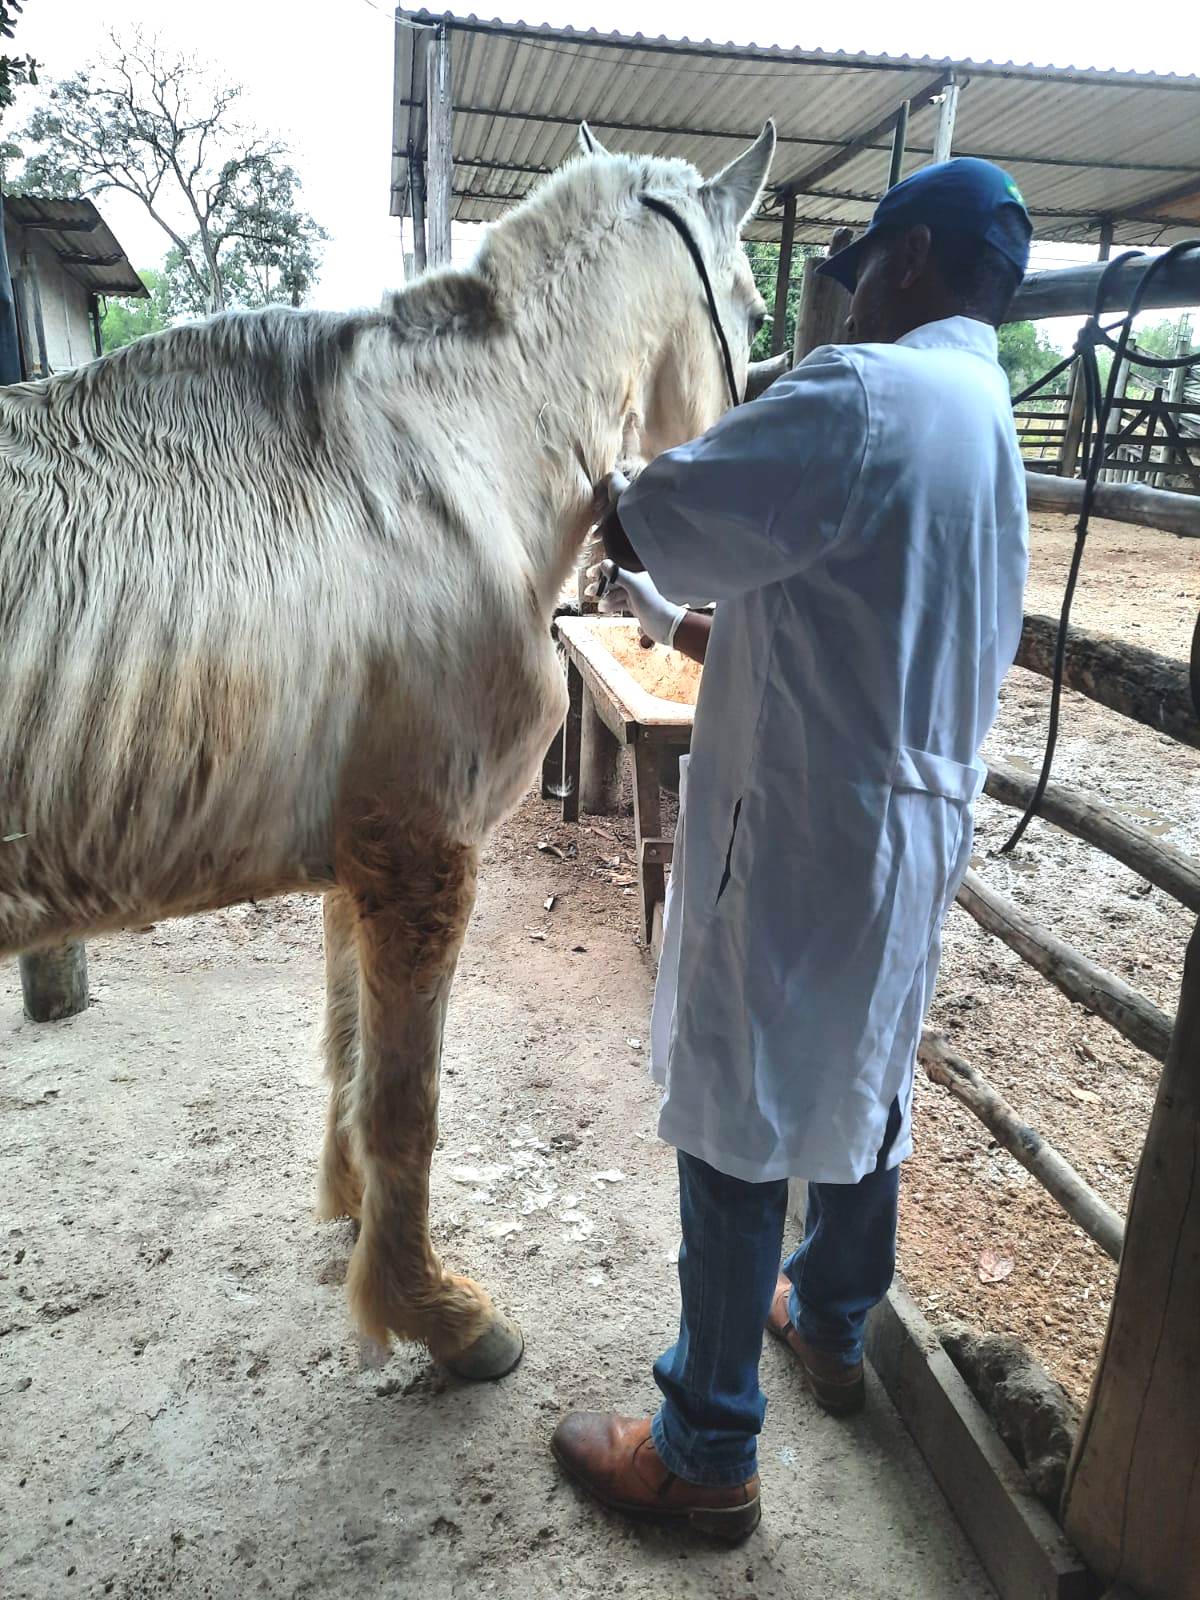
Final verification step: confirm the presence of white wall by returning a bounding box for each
[4,221,95,374]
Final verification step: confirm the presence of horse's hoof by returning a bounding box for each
[442,1312,524,1382]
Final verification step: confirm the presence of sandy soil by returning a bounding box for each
[605,629,702,705]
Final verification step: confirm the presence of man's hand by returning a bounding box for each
[593,561,687,648]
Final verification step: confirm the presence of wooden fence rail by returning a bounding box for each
[956,871,1175,1064]
[919,1032,1124,1262]
[984,759,1200,914]
[1016,612,1200,750]
[1025,469,1200,539]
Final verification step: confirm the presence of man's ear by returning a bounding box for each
[898,224,934,290]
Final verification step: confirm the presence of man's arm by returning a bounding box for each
[617,348,870,607]
[672,611,711,665]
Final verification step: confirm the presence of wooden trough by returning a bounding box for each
[549,617,695,950]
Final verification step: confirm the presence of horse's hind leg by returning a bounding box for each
[317,889,364,1221]
[340,826,523,1381]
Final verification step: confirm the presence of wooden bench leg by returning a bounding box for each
[19,942,89,1022]
[540,723,565,799]
[580,691,623,815]
[561,659,584,824]
[632,742,663,945]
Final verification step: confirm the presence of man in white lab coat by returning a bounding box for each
[551,159,1033,1541]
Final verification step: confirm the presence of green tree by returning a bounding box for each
[99,267,170,350]
[997,320,1067,399]
[0,0,37,126]
[743,238,815,361]
[12,31,325,314]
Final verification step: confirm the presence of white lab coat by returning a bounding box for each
[624,317,1028,1185]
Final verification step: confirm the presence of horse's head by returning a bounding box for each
[578,122,776,461]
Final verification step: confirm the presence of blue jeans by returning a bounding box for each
[651,1099,903,1487]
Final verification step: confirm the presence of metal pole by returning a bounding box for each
[771,192,797,357]
[932,76,960,164]
[887,101,910,190]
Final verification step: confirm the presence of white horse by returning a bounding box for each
[0,123,774,1379]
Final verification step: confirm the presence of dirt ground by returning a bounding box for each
[3,834,988,1596]
[2,511,1194,1599]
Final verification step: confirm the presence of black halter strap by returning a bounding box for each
[638,194,742,411]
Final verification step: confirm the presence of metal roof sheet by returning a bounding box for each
[392,12,1200,247]
[4,196,147,298]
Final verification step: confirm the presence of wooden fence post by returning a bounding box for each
[770,192,797,357]
[19,943,89,1022]
[1061,911,1200,1597]
[408,150,428,275]
[794,226,854,362]
[424,25,453,268]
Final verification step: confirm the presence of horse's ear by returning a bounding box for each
[578,122,609,158]
[703,121,776,230]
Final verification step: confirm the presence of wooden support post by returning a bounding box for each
[1061,913,1200,1596]
[984,757,1200,912]
[19,943,89,1022]
[424,26,453,269]
[88,294,103,359]
[1058,337,1088,480]
[1101,350,1133,481]
[561,659,583,824]
[540,723,565,800]
[770,192,797,357]
[956,869,1174,1063]
[931,76,960,163]
[580,690,623,814]
[920,1032,1124,1259]
[887,101,910,190]
[794,226,854,361]
[1016,611,1200,750]
[408,151,427,275]
[632,742,664,945]
[22,251,49,377]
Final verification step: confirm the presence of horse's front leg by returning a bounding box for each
[340,826,523,1381]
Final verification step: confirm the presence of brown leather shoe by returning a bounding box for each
[550,1412,761,1542]
[766,1274,865,1416]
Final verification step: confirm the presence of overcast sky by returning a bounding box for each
[11,0,1199,315]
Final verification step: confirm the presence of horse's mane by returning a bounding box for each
[0,149,704,435]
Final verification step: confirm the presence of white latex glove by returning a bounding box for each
[595,559,687,648]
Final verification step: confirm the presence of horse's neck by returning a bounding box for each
[488,246,679,608]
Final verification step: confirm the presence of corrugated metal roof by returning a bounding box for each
[391,12,1200,247]
[4,196,147,298]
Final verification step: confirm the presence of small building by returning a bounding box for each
[1,194,145,377]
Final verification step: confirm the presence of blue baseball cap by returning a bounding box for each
[817,157,1033,291]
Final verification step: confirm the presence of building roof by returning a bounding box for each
[391,12,1200,248]
[4,196,147,298]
